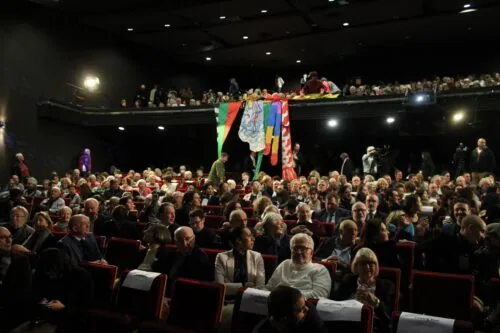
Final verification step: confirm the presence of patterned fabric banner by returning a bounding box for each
[215,102,242,157]
[281,100,297,181]
[253,103,270,180]
[238,100,267,152]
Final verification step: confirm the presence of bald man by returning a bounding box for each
[0,226,32,331]
[154,226,211,296]
[417,215,486,274]
[470,138,496,184]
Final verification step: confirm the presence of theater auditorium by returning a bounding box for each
[1,0,500,332]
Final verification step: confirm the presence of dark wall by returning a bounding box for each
[0,16,153,181]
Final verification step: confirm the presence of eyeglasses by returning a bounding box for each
[292,246,311,253]
[0,235,13,240]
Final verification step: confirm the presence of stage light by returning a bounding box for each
[453,111,465,123]
[296,60,301,63]
[118,126,125,131]
[261,9,268,13]
[243,36,249,39]
[164,24,171,27]
[459,8,477,13]
[127,28,134,31]
[415,94,425,103]
[0,120,5,129]
[84,76,100,91]
[386,117,395,124]
[158,126,165,130]
[266,52,271,55]
[343,22,350,27]
[327,119,338,127]
[329,0,335,2]
[219,16,226,19]
[206,57,212,61]
[463,3,471,8]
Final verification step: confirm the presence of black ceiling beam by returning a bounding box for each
[168,12,231,48]
[176,1,500,55]
[283,0,317,27]
[78,0,231,19]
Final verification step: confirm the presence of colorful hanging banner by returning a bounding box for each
[253,103,271,180]
[238,100,266,152]
[281,100,297,181]
[215,101,242,157]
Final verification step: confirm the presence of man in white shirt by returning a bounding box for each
[362,146,377,176]
[264,233,331,298]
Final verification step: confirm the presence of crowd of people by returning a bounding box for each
[0,136,499,333]
[123,71,500,108]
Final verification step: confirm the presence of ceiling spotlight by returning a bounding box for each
[453,111,465,123]
[206,57,212,61]
[127,28,134,31]
[164,24,171,27]
[243,36,249,39]
[343,22,350,27]
[463,3,471,8]
[118,126,125,131]
[219,16,226,19]
[386,117,395,124]
[327,119,338,128]
[84,76,100,91]
[329,0,335,2]
[415,94,425,103]
[296,60,301,63]
[261,9,268,13]
[158,126,165,130]
[459,8,478,13]
[266,52,271,55]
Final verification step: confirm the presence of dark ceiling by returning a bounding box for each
[27,0,500,67]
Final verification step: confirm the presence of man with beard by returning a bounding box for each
[154,226,210,296]
[252,286,327,333]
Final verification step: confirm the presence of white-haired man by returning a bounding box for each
[12,153,30,184]
[264,233,332,298]
[362,146,377,176]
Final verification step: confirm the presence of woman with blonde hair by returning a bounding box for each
[335,248,394,333]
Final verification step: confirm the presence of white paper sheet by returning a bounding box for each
[397,312,455,333]
[122,269,161,291]
[316,299,363,322]
[239,288,270,315]
[421,206,434,215]
[201,198,209,207]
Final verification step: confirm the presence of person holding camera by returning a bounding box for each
[362,146,377,177]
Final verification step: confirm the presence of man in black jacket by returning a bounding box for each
[316,194,351,224]
[0,226,32,331]
[340,152,354,180]
[189,210,218,249]
[154,226,211,296]
[470,138,496,184]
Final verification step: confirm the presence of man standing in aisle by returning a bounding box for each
[470,138,496,184]
[293,143,303,176]
[208,152,229,185]
[362,146,377,177]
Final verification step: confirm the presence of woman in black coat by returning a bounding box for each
[30,248,94,333]
[335,248,394,333]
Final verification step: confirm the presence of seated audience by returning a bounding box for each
[103,179,124,199]
[317,219,358,273]
[55,206,72,232]
[252,285,327,333]
[8,206,35,245]
[442,199,471,236]
[417,215,486,274]
[220,209,248,249]
[264,233,332,298]
[335,248,394,333]
[154,226,211,296]
[58,214,107,265]
[0,226,32,332]
[29,248,93,333]
[316,193,351,223]
[64,184,81,211]
[254,212,291,264]
[138,224,171,271]
[13,212,57,254]
[158,202,181,240]
[190,209,218,248]
[24,177,42,197]
[352,219,400,268]
[39,186,66,214]
[215,227,265,295]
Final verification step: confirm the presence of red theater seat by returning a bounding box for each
[205,215,224,229]
[134,202,145,212]
[80,262,118,309]
[167,278,225,333]
[392,312,473,333]
[378,267,401,311]
[95,235,107,254]
[52,231,67,241]
[262,255,277,282]
[231,288,267,333]
[202,205,223,216]
[243,207,254,216]
[283,220,297,232]
[395,241,415,300]
[105,237,141,270]
[410,271,474,320]
[203,248,224,280]
[88,270,167,333]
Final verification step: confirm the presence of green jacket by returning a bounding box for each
[207,159,225,184]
